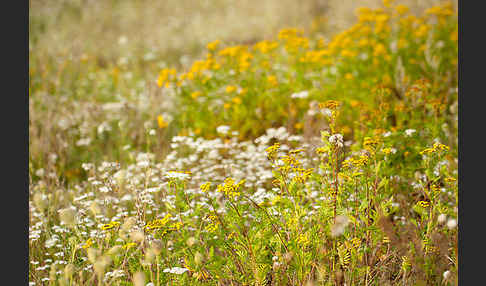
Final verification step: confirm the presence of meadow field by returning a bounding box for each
[29,0,458,285]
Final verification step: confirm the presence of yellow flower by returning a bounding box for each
[383,235,391,244]
[315,146,328,154]
[415,24,429,38]
[266,143,280,161]
[397,38,408,49]
[267,75,278,87]
[373,43,387,57]
[232,97,242,104]
[225,85,237,94]
[170,221,183,231]
[82,238,94,249]
[157,115,169,129]
[433,142,450,152]
[191,91,202,99]
[100,221,120,231]
[445,177,457,183]
[205,213,220,233]
[344,73,353,80]
[297,233,310,246]
[254,40,279,54]
[200,182,211,192]
[340,49,356,58]
[382,147,393,155]
[351,237,361,248]
[145,214,172,232]
[122,242,137,250]
[207,40,220,52]
[450,29,458,42]
[358,38,369,47]
[363,137,380,151]
[217,178,245,199]
[383,0,394,8]
[319,100,340,110]
[417,201,430,208]
[157,68,176,88]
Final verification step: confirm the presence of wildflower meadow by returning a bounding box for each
[29,0,458,285]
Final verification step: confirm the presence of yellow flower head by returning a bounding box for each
[200,182,211,192]
[82,238,94,249]
[265,142,280,161]
[417,201,430,208]
[319,100,340,110]
[100,221,120,231]
[145,213,172,232]
[157,115,169,129]
[225,85,237,94]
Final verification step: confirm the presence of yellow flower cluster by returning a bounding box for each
[277,28,308,53]
[363,137,381,152]
[297,233,310,246]
[157,68,176,88]
[82,238,94,249]
[200,182,211,192]
[425,3,455,18]
[219,45,253,72]
[100,221,120,230]
[420,142,449,156]
[253,40,279,54]
[342,155,369,169]
[122,242,137,250]
[205,213,220,233]
[265,143,280,161]
[217,178,245,199]
[291,168,314,184]
[299,49,333,65]
[207,40,220,52]
[416,201,430,208]
[319,100,340,110]
[145,213,171,232]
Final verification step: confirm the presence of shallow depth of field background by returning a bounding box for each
[30,0,452,70]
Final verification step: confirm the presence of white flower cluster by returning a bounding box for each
[290,90,309,99]
[163,267,189,274]
[328,134,344,148]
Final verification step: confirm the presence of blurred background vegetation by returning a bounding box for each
[29,0,454,74]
